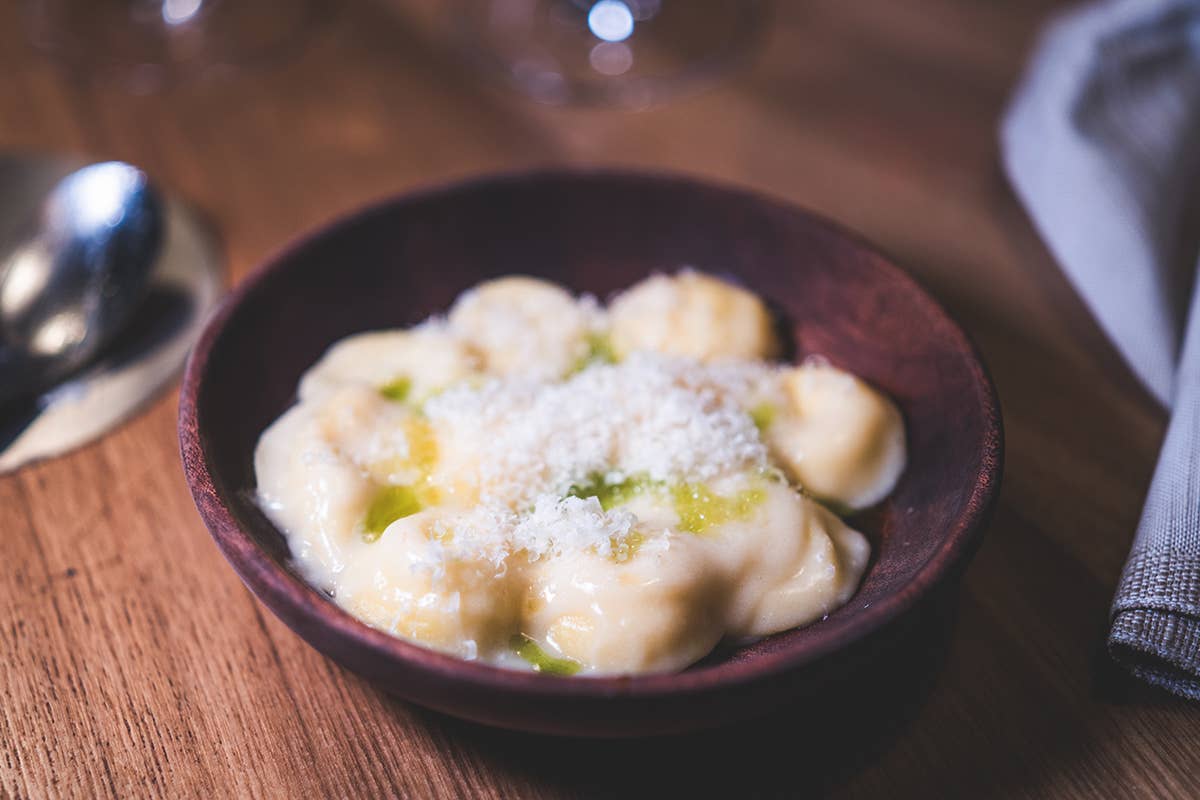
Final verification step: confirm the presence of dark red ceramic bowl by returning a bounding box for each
[179,169,1002,737]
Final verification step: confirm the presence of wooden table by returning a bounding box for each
[4,1,1197,797]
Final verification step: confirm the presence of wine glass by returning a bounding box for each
[449,0,768,108]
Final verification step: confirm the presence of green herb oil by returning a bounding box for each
[360,485,422,542]
[749,402,776,432]
[567,332,618,376]
[379,376,412,403]
[671,483,767,534]
[510,634,581,676]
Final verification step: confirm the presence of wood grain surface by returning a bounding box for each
[2,1,1197,797]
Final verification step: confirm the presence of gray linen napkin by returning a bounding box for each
[1002,0,1200,697]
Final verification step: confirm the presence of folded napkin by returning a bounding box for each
[1002,0,1200,698]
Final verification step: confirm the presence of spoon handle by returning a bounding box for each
[0,394,40,453]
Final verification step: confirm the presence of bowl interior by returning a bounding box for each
[186,170,999,708]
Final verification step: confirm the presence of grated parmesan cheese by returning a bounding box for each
[384,352,778,565]
[424,352,770,506]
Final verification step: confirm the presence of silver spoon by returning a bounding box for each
[0,161,163,406]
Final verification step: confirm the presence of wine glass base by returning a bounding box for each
[449,0,768,109]
[24,0,329,92]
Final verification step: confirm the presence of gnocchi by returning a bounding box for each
[254,271,904,676]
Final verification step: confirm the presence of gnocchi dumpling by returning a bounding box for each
[521,534,727,674]
[608,270,779,361]
[334,511,523,661]
[679,474,868,637]
[736,500,870,636]
[299,323,479,405]
[766,363,906,510]
[448,276,599,380]
[254,403,375,578]
[309,385,442,487]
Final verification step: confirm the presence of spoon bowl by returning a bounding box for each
[0,161,163,403]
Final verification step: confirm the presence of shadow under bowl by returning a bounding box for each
[178,169,1003,737]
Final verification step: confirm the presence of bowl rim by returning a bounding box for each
[179,166,1003,701]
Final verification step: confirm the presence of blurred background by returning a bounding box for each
[5,1,1195,798]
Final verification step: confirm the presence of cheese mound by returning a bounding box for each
[424,352,769,511]
[254,273,905,675]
